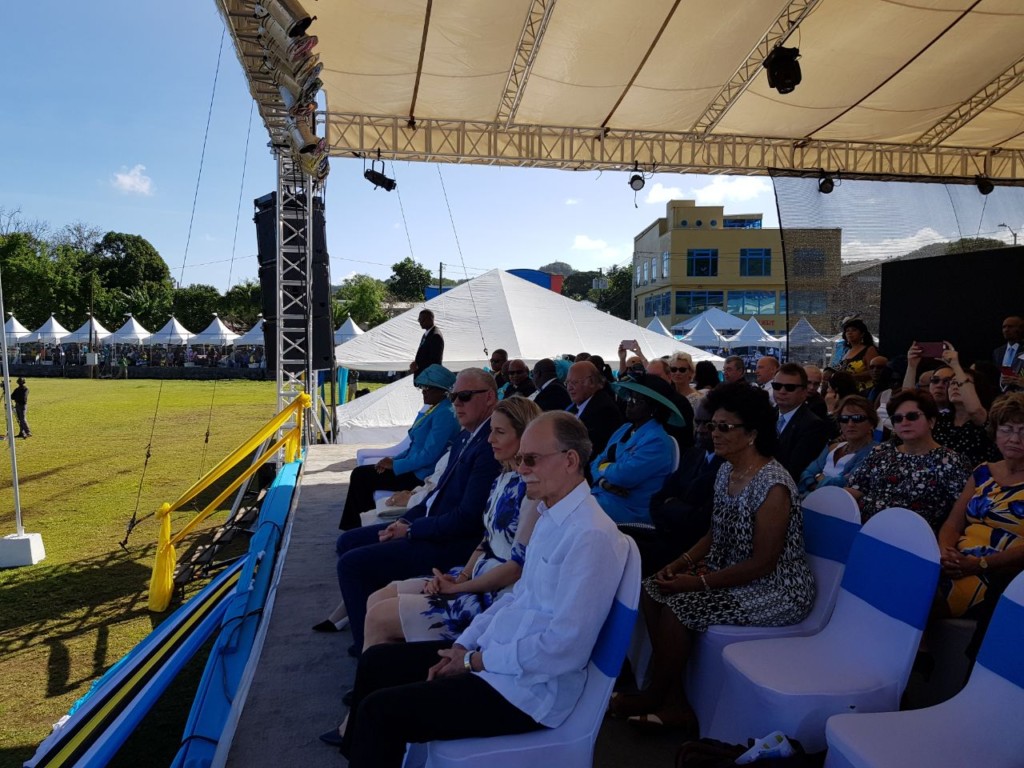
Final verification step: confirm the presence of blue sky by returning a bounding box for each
[2,3,1020,295]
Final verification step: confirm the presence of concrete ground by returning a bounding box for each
[226,444,680,767]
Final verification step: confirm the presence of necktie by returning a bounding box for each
[777,413,787,434]
[567,403,579,415]
[1005,344,1019,367]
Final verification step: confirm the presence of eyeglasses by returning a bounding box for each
[707,421,747,433]
[891,411,925,424]
[771,382,801,392]
[996,425,1024,439]
[514,449,569,467]
[837,414,869,424]
[929,376,954,385]
[669,366,691,373]
[508,369,529,377]
[449,389,489,403]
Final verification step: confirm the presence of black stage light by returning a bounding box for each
[629,173,645,192]
[976,176,994,195]
[364,162,396,192]
[764,46,802,94]
[818,173,834,194]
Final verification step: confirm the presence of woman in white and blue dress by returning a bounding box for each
[360,396,543,649]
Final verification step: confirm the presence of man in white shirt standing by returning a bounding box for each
[325,412,630,767]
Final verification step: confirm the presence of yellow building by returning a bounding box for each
[632,200,841,334]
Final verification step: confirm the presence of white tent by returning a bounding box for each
[108,315,152,345]
[64,315,112,345]
[645,315,674,339]
[335,270,722,371]
[27,314,70,345]
[787,318,830,347]
[145,317,194,346]
[335,375,425,445]
[724,317,784,349]
[672,307,745,335]
[5,315,31,345]
[235,319,265,346]
[681,316,727,349]
[190,314,239,346]
[334,317,364,345]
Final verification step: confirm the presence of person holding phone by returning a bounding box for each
[902,341,955,413]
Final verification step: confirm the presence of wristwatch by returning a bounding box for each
[463,651,476,672]
[979,557,989,571]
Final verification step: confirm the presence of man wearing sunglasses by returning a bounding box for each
[773,363,830,481]
[335,368,502,654]
[503,359,536,399]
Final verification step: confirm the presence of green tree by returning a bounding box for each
[90,232,174,300]
[595,264,632,320]
[386,257,432,301]
[220,279,262,328]
[539,260,574,276]
[562,270,600,302]
[336,274,387,328]
[0,232,54,327]
[173,284,223,332]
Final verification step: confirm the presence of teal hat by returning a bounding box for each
[612,375,686,427]
[414,364,456,391]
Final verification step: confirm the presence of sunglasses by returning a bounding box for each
[837,414,869,424]
[708,421,747,433]
[669,366,691,373]
[449,389,488,403]
[514,449,569,467]
[891,411,925,424]
[771,382,801,392]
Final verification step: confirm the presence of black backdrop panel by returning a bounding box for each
[879,247,1024,367]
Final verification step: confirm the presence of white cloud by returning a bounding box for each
[645,182,683,204]
[112,164,153,196]
[572,234,608,251]
[690,176,771,206]
[564,198,580,206]
[571,234,625,264]
[842,227,947,262]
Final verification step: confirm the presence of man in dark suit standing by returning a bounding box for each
[410,309,444,374]
[530,358,571,411]
[994,315,1024,391]
[773,363,830,481]
[335,368,501,653]
[565,360,622,457]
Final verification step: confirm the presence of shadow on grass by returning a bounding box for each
[0,744,37,768]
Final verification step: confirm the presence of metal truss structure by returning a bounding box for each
[326,113,1024,185]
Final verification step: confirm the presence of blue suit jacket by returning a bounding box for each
[590,419,675,525]
[404,419,501,542]
[391,400,460,480]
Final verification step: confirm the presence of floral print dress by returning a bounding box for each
[396,470,527,642]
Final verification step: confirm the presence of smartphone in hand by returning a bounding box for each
[917,341,945,358]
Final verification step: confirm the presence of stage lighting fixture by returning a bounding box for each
[258,17,317,63]
[818,172,834,194]
[764,45,802,94]
[628,162,645,192]
[278,84,316,117]
[254,0,314,38]
[364,159,396,192]
[976,175,994,195]
[287,117,318,154]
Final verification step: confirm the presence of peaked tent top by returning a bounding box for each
[27,314,71,344]
[681,316,727,348]
[235,320,265,346]
[4,315,31,343]
[672,307,745,334]
[190,314,239,345]
[108,315,152,344]
[335,317,364,345]
[788,317,830,346]
[65,315,112,344]
[645,315,674,338]
[725,316,784,348]
[145,317,195,346]
[335,270,722,371]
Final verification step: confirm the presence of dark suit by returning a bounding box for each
[414,326,444,371]
[775,404,831,481]
[533,379,571,412]
[336,421,501,650]
[993,342,1023,372]
[574,388,623,458]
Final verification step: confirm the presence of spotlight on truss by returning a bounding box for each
[287,117,319,154]
[976,175,994,196]
[818,171,835,194]
[364,159,396,192]
[764,45,802,94]
[254,0,314,38]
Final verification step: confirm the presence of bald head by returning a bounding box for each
[755,356,780,385]
[566,361,601,405]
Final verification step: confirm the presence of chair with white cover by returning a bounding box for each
[824,570,1024,768]
[413,537,642,768]
[695,486,861,737]
[712,507,940,753]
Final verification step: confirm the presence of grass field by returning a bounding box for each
[0,378,277,767]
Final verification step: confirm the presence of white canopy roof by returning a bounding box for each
[145,317,194,346]
[190,314,239,346]
[235,319,266,346]
[725,317,785,349]
[681,316,727,348]
[108,315,152,345]
[787,317,830,346]
[5,315,31,344]
[645,315,674,338]
[335,317,364,345]
[64,315,112,344]
[672,307,745,335]
[336,375,425,445]
[27,314,70,345]
[335,269,722,371]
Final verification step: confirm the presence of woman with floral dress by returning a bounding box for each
[360,396,542,649]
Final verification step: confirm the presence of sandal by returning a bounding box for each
[626,708,697,734]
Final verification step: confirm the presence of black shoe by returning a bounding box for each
[342,689,354,707]
[318,729,344,747]
[312,620,339,633]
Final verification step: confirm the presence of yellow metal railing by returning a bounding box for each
[148,394,310,612]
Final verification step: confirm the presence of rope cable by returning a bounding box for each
[391,162,416,262]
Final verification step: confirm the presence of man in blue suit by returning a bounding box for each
[335,368,502,653]
[338,365,460,529]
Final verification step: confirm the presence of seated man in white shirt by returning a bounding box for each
[321,411,630,767]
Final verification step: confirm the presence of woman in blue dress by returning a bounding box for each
[360,396,543,648]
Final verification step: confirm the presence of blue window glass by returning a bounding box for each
[788,290,828,314]
[686,249,718,277]
[661,292,671,315]
[740,248,772,277]
[675,290,724,315]
[792,248,826,277]
[662,251,670,277]
[723,217,763,229]
[727,290,777,315]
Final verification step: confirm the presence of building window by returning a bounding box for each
[788,290,828,314]
[792,248,826,277]
[676,290,724,315]
[661,292,671,315]
[740,248,772,277]
[723,217,763,229]
[650,256,658,281]
[727,290,777,315]
[635,265,641,287]
[662,251,670,278]
[679,219,688,228]
[643,295,651,317]
[686,249,718,277]
[642,260,649,284]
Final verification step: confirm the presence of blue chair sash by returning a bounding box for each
[977,596,1024,689]
[841,533,938,630]
[591,600,637,677]
[802,508,859,564]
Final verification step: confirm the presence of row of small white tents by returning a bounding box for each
[646,309,837,350]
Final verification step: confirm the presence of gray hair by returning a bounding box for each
[537,411,592,469]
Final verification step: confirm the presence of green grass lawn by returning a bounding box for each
[0,378,276,767]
